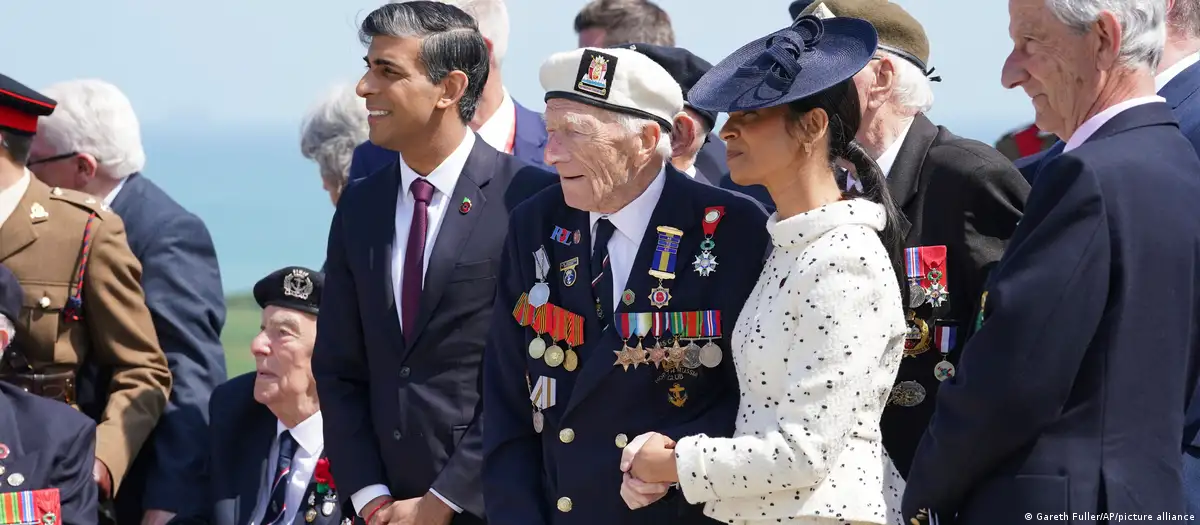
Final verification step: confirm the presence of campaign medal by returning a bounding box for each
[648,226,683,308]
[305,508,318,523]
[889,380,926,407]
[903,247,927,308]
[933,323,957,381]
[613,312,634,371]
[543,306,567,368]
[918,246,949,308]
[322,497,336,517]
[530,247,551,308]
[629,313,652,368]
[559,257,579,287]
[550,225,574,246]
[975,291,989,332]
[530,375,557,433]
[692,206,724,277]
[308,493,316,507]
[698,310,723,368]
[903,310,931,357]
[648,312,670,367]
[621,289,635,306]
[527,302,549,359]
[562,312,584,372]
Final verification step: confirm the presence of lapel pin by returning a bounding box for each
[0,443,8,459]
[30,203,48,220]
[459,197,472,214]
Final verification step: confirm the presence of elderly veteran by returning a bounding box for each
[903,0,1200,522]
[300,84,368,206]
[0,263,99,525]
[797,0,1031,478]
[481,46,769,525]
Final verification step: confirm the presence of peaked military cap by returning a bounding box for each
[616,43,717,130]
[541,46,684,130]
[689,15,877,113]
[254,266,324,315]
[799,0,939,80]
[0,264,20,329]
[0,74,57,136]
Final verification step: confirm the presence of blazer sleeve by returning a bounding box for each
[138,213,228,514]
[84,213,172,491]
[902,157,1110,518]
[673,247,901,503]
[313,204,389,500]
[430,385,484,516]
[482,218,550,525]
[55,415,99,525]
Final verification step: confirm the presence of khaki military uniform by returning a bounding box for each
[0,175,171,492]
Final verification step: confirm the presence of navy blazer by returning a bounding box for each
[314,135,558,522]
[692,133,727,186]
[902,102,1200,524]
[190,373,351,525]
[0,381,98,525]
[348,100,549,182]
[482,166,769,525]
[77,173,227,522]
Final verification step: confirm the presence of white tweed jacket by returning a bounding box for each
[673,199,907,524]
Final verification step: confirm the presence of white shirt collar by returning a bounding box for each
[682,164,697,179]
[103,176,128,207]
[1156,52,1200,92]
[476,89,517,154]
[1063,95,1166,153]
[875,119,914,178]
[588,166,667,245]
[275,410,324,455]
[398,131,476,200]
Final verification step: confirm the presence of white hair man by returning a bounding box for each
[800,0,1030,479]
[349,0,550,181]
[300,84,369,206]
[903,0,1200,522]
[28,79,227,525]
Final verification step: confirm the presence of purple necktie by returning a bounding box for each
[402,178,435,336]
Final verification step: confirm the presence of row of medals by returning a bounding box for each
[304,491,339,522]
[615,337,722,370]
[891,275,955,407]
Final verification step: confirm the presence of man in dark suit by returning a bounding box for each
[0,264,98,525]
[349,0,548,180]
[483,45,768,525]
[196,266,351,525]
[28,78,227,525]
[903,0,1200,522]
[314,4,558,525]
[798,0,1030,478]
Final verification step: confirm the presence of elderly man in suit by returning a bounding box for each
[28,78,227,525]
[0,263,98,525]
[349,0,549,180]
[191,267,351,525]
[798,0,1030,478]
[482,46,768,525]
[313,3,558,525]
[902,0,1200,522]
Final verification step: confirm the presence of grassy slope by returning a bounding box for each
[221,293,261,377]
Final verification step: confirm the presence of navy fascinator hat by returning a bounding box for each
[689,15,878,113]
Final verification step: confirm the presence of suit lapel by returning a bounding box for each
[887,114,937,241]
[367,165,407,352]
[0,177,50,263]
[403,139,496,356]
[108,173,143,216]
[235,404,276,525]
[1161,59,1200,111]
[564,168,698,416]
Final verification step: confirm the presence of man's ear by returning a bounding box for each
[437,70,471,113]
[866,58,895,111]
[670,113,698,159]
[75,153,99,189]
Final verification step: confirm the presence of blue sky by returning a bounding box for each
[2,0,1034,141]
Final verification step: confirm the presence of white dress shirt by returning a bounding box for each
[102,176,128,207]
[588,167,666,314]
[682,164,698,179]
[475,90,517,154]
[1156,51,1200,92]
[0,170,32,228]
[354,131,475,516]
[673,199,907,524]
[846,120,912,193]
[251,412,325,525]
[1063,96,1165,154]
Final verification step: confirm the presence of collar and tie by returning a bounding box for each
[261,431,298,525]
[402,178,436,336]
[590,218,616,328]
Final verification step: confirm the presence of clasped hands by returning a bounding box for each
[619,432,681,510]
[363,492,454,525]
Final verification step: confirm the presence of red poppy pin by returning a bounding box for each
[459,197,472,214]
[314,457,336,494]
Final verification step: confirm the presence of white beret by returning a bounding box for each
[540,47,685,129]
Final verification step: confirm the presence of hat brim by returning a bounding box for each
[259,299,319,316]
[689,17,878,114]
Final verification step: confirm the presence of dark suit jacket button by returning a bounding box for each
[393,429,402,440]
[399,367,411,378]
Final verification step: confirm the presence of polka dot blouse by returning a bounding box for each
[673,199,908,524]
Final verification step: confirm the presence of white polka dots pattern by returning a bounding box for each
[672,199,908,524]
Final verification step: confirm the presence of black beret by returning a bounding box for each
[0,264,22,326]
[0,73,56,136]
[253,266,324,316]
[616,43,717,130]
[789,0,815,20]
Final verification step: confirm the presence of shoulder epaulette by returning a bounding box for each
[47,187,112,218]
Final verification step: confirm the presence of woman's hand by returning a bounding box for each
[623,432,680,484]
[619,472,672,509]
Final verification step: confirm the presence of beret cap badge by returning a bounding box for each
[283,269,314,301]
[575,51,618,100]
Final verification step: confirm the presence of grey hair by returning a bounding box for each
[612,113,673,160]
[1045,0,1166,70]
[299,84,369,190]
[0,132,32,165]
[427,0,510,63]
[884,52,935,115]
[361,1,490,123]
[1169,0,1200,38]
[37,79,147,179]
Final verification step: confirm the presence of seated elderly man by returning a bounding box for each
[192,267,351,525]
[0,263,98,525]
[482,47,769,525]
[300,84,368,206]
[903,0,1200,522]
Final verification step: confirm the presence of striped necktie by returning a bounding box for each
[591,218,616,327]
[261,431,298,525]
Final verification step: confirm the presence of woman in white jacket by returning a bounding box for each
[619,14,908,525]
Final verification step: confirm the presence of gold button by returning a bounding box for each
[556,497,572,512]
[559,428,575,443]
[615,433,629,448]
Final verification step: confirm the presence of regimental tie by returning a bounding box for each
[591,218,616,326]
[261,431,298,525]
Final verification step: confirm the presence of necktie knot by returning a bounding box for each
[594,217,616,246]
[411,178,435,205]
[278,430,298,460]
